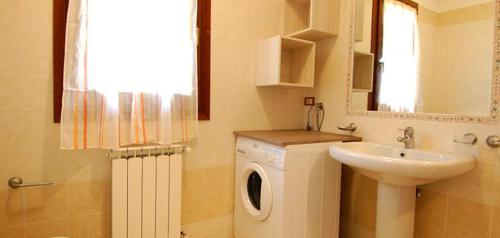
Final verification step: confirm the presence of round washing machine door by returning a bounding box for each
[240,162,273,222]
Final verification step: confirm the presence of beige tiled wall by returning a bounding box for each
[0,0,111,237]
[313,0,500,237]
[0,0,310,237]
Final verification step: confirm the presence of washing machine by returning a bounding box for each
[234,137,342,238]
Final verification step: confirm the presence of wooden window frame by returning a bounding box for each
[197,0,211,120]
[367,0,418,110]
[53,0,211,122]
[52,0,68,123]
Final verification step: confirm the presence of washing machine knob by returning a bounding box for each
[271,158,282,166]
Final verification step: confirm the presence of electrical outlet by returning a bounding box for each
[304,97,315,106]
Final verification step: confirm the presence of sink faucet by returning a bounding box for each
[397,127,415,149]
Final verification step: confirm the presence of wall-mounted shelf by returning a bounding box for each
[283,0,340,41]
[257,36,316,88]
[352,50,374,92]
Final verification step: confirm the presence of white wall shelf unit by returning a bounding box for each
[282,0,340,41]
[257,36,316,88]
[352,50,374,92]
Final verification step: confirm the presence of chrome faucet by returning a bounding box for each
[397,127,415,149]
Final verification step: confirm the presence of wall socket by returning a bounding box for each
[304,97,315,106]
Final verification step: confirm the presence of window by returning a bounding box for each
[369,0,419,112]
[53,0,211,123]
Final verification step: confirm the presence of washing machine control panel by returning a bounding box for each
[236,138,286,170]
[263,150,284,169]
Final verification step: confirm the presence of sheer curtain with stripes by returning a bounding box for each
[61,0,198,149]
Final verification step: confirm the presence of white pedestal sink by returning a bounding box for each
[329,142,475,238]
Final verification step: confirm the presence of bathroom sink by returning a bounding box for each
[329,142,475,186]
[329,142,476,238]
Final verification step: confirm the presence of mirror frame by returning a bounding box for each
[345,0,499,124]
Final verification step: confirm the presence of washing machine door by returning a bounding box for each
[240,162,273,222]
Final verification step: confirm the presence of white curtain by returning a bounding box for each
[61,0,198,149]
[377,0,420,113]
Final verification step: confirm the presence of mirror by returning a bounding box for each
[350,0,496,118]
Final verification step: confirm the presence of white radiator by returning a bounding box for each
[112,154,182,238]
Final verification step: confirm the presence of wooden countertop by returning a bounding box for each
[234,129,362,147]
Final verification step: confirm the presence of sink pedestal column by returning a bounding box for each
[376,183,416,238]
